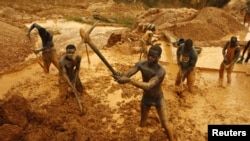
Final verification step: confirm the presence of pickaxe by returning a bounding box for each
[71,76,83,114]
[80,23,118,76]
[85,43,91,64]
[78,22,99,65]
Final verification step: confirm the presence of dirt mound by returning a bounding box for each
[194,7,245,39]
[0,94,29,141]
[0,75,170,141]
[0,21,34,75]
[133,7,247,46]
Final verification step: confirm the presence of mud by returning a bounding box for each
[0,1,250,141]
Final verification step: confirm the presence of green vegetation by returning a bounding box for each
[113,0,231,9]
[115,17,135,28]
[66,15,134,28]
[66,16,84,23]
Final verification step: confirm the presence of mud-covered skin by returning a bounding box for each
[114,46,175,141]
[175,39,197,93]
[27,23,60,73]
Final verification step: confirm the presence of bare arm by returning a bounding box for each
[73,56,82,83]
[130,75,162,91]
[222,42,229,59]
[34,31,54,53]
[123,62,140,77]
[59,57,75,89]
[232,47,241,63]
[113,62,140,84]
[27,23,43,35]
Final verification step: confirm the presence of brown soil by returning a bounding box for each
[0,1,250,141]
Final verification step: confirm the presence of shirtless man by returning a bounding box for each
[219,36,240,86]
[140,23,156,59]
[58,44,84,103]
[114,45,175,141]
[27,23,60,73]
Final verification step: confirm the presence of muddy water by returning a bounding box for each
[165,44,248,72]
[26,19,126,52]
[1,20,127,99]
[0,63,59,99]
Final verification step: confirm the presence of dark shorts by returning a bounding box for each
[141,95,168,124]
[142,95,163,107]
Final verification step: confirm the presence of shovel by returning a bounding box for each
[71,76,83,115]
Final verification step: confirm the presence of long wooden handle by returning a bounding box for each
[87,38,117,75]
[85,43,91,64]
[80,24,117,75]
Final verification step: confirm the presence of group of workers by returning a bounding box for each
[27,23,84,104]
[27,22,249,141]
[177,36,249,88]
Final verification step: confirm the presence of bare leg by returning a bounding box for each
[218,62,224,86]
[226,63,234,84]
[51,50,60,71]
[187,70,195,93]
[156,98,175,141]
[42,52,51,73]
[175,70,181,86]
[140,101,151,127]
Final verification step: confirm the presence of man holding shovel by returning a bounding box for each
[58,44,84,112]
[175,39,198,94]
[27,23,60,73]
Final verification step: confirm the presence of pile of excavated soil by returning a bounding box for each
[0,69,171,140]
[178,7,246,41]
[0,21,34,75]
[133,7,247,46]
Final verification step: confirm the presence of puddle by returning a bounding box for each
[161,44,249,73]
[0,63,58,99]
